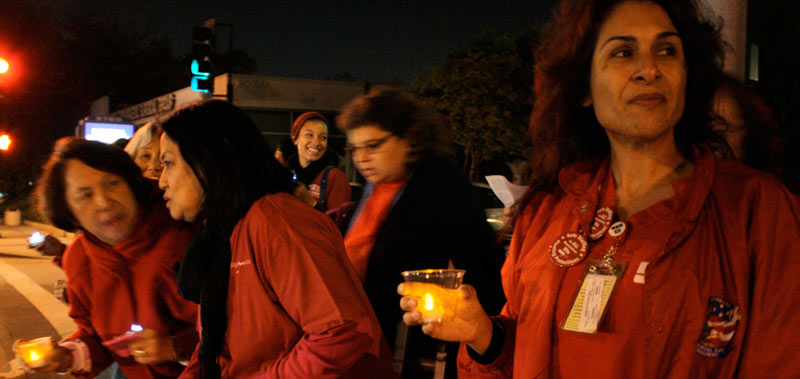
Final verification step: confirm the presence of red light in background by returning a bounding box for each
[0,58,9,74]
[0,135,11,150]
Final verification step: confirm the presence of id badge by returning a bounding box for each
[561,259,627,334]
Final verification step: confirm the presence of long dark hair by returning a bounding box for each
[521,0,727,210]
[37,137,153,231]
[160,100,293,378]
[161,100,294,229]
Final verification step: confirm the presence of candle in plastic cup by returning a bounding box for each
[14,337,55,369]
[401,269,465,323]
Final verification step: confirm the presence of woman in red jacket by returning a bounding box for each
[399,0,800,377]
[24,138,197,377]
[158,100,393,378]
[287,111,351,211]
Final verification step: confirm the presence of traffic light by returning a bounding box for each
[190,26,215,93]
[0,58,8,75]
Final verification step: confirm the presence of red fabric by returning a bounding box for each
[62,201,198,378]
[308,167,352,210]
[179,192,395,379]
[458,149,800,378]
[344,181,406,282]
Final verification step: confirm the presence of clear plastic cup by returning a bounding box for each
[13,336,55,369]
[401,269,465,323]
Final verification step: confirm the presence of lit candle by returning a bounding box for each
[402,269,465,323]
[15,337,54,369]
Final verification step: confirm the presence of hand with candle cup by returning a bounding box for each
[398,279,495,355]
[13,337,73,373]
[126,328,180,365]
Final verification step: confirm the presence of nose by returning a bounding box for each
[351,148,370,164]
[94,190,113,210]
[632,54,662,84]
[158,170,167,190]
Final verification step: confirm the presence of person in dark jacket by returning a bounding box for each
[337,88,506,378]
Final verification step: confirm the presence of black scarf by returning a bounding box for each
[288,154,329,186]
[177,224,233,379]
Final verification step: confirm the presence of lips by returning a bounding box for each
[629,93,666,106]
[101,213,125,227]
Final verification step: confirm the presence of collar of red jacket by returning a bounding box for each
[557,146,716,249]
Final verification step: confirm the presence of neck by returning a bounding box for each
[299,156,311,168]
[608,137,692,220]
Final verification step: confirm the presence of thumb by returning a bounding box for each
[459,284,478,300]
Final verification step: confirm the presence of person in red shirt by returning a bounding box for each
[24,138,197,377]
[287,111,351,211]
[399,0,800,377]
[158,100,393,378]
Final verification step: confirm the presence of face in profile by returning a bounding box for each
[64,159,140,246]
[294,119,328,167]
[584,1,687,145]
[346,124,411,184]
[133,137,162,180]
[158,133,205,223]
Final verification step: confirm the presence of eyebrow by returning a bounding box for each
[599,31,680,50]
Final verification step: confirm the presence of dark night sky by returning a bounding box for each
[37,0,556,83]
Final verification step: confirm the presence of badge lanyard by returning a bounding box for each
[560,218,629,334]
[552,169,630,334]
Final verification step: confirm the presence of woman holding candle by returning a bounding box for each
[399,0,800,377]
[26,138,198,377]
[158,100,393,378]
[337,88,506,377]
[287,111,351,211]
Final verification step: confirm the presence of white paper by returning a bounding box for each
[485,175,529,208]
[579,274,606,332]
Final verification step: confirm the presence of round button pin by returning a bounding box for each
[589,207,614,240]
[550,232,589,267]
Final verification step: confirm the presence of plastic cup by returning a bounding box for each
[401,269,465,323]
[13,337,55,369]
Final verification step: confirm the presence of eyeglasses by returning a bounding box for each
[344,134,394,155]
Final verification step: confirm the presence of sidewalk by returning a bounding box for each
[0,221,75,259]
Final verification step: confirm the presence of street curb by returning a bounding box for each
[23,220,77,239]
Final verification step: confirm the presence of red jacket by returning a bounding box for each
[458,149,800,378]
[308,167,351,211]
[63,202,197,378]
[179,192,394,378]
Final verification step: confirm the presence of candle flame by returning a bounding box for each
[425,293,434,311]
[29,350,41,361]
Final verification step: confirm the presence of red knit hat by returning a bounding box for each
[291,112,328,141]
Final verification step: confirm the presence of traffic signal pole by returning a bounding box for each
[191,19,234,104]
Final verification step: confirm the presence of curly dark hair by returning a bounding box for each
[336,87,451,168]
[522,0,728,206]
[712,73,779,172]
[36,137,153,231]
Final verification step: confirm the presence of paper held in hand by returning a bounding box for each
[485,175,529,208]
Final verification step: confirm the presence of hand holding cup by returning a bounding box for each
[398,269,494,354]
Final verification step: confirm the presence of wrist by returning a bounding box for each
[55,347,74,373]
[466,314,494,355]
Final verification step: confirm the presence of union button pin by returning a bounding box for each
[550,232,589,267]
